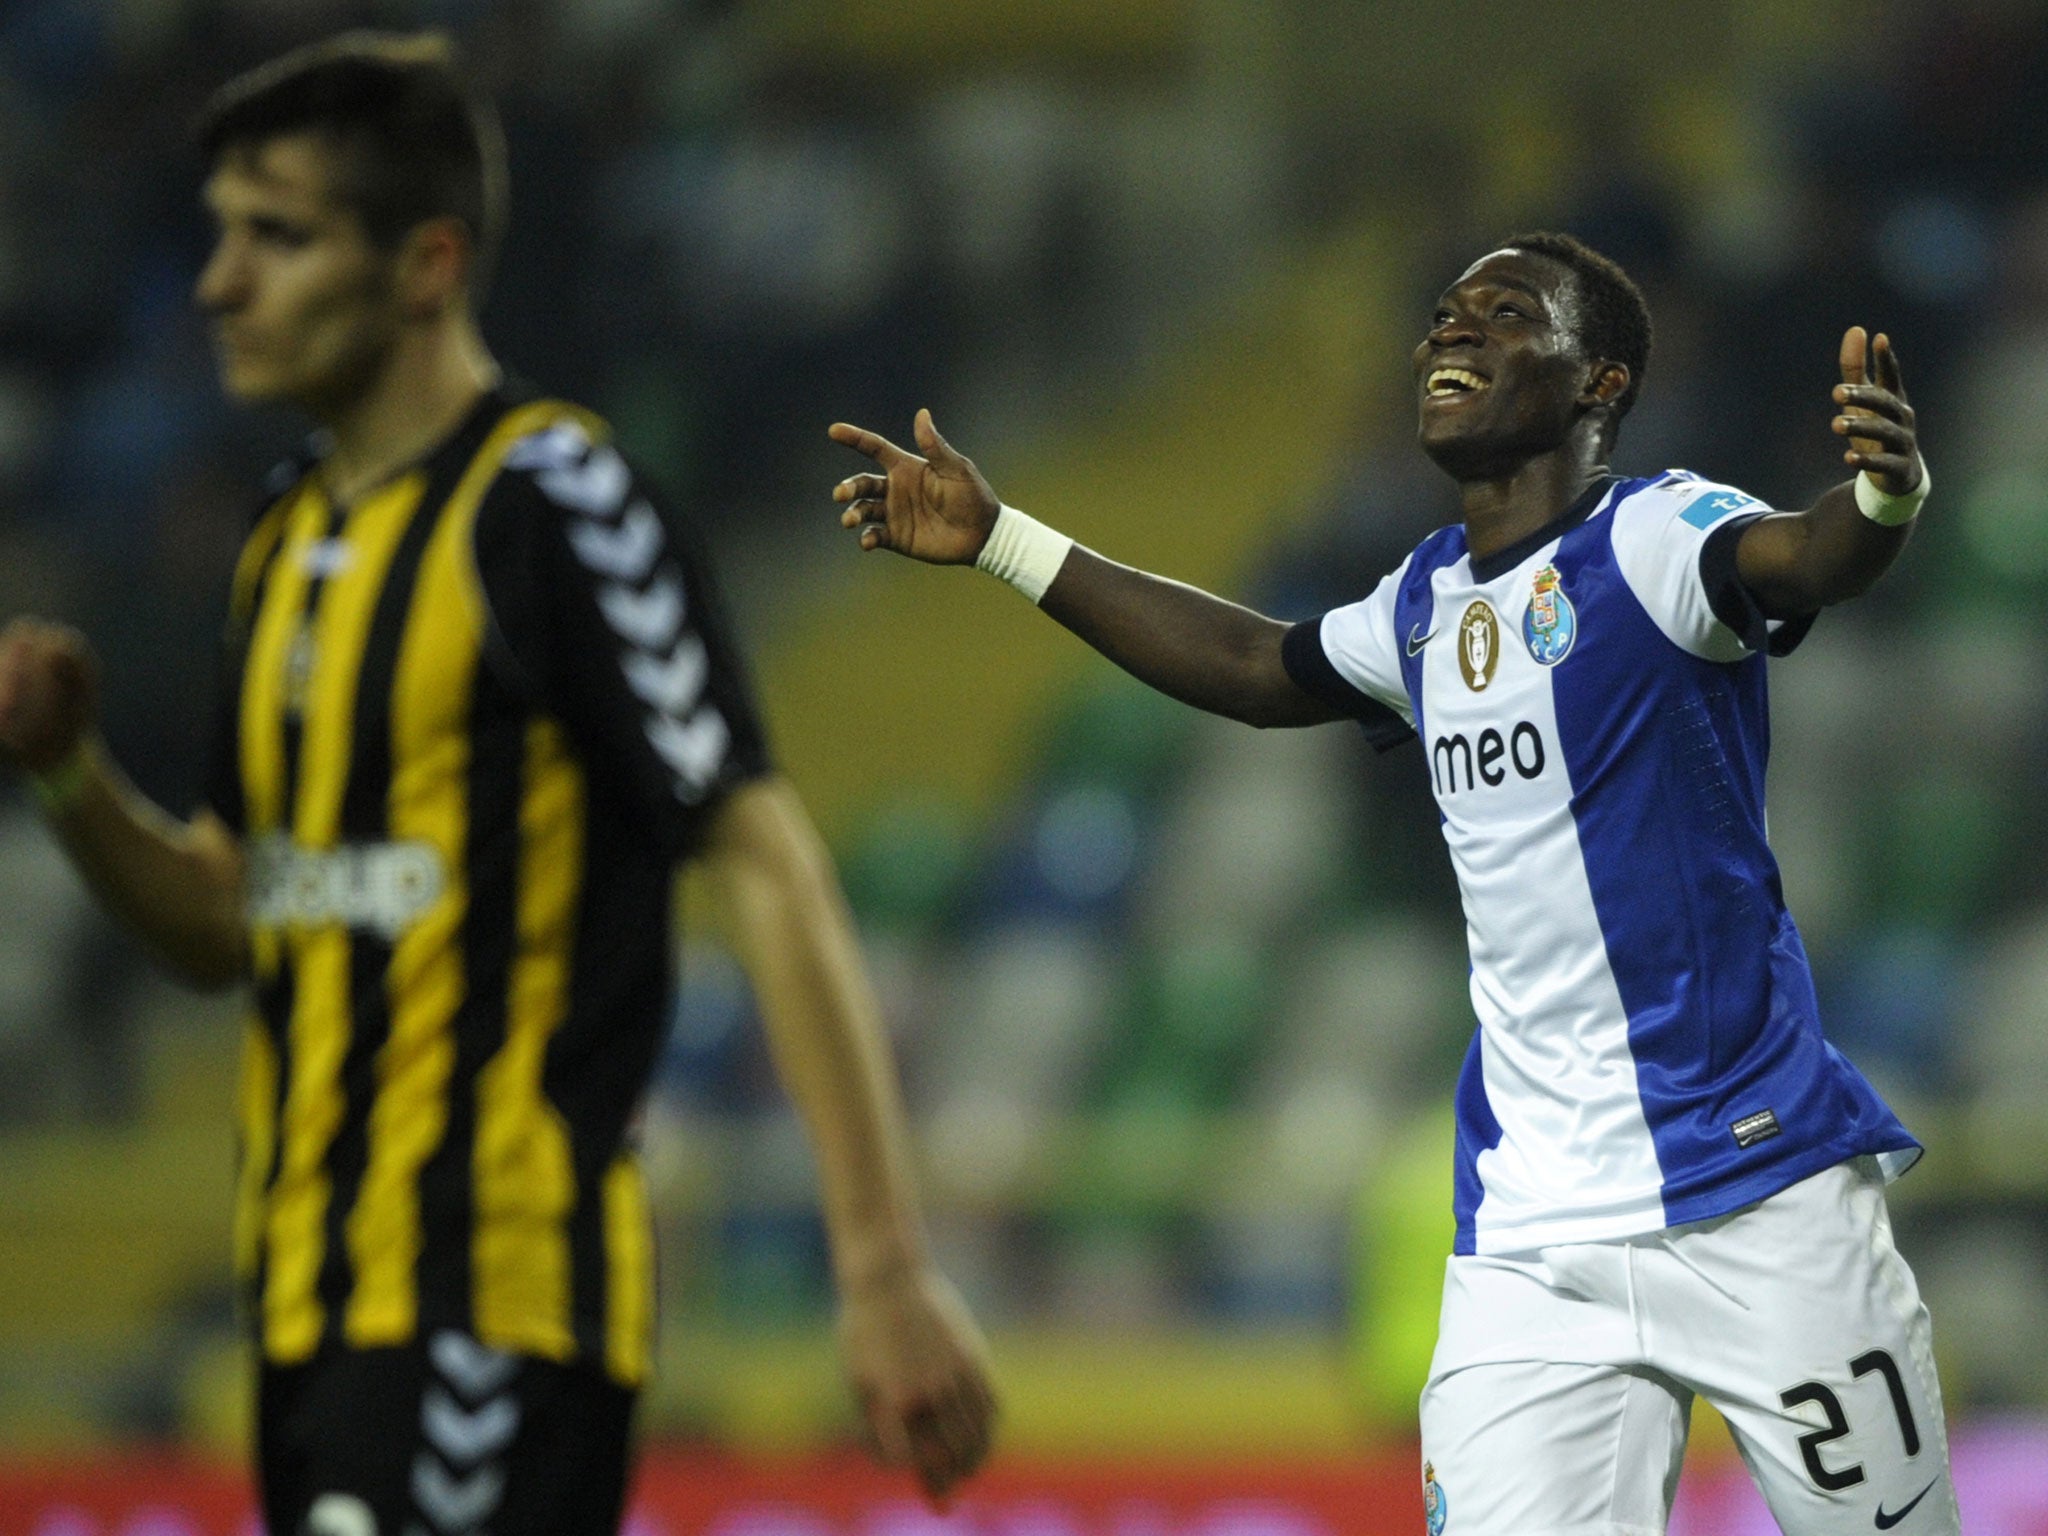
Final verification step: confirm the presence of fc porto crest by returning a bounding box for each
[1423,1460,1449,1536]
[1523,563,1576,666]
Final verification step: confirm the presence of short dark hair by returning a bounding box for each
[197,31,508,299]
[1500,230,1652,446]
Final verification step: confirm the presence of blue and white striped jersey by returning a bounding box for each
[1283,471,1920,1256]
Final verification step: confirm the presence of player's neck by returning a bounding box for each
[1457,444,1610,562]
[318,318,500,509]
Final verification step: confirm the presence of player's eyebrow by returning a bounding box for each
[1481,278,1549,313]
[1434,278,1552,318]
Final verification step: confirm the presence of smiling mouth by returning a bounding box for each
[1426,367,1491,399]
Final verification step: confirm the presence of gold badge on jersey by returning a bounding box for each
[1458,600,1500,691]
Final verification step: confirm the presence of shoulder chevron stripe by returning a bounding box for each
[569,502,663,583]
[646,711,730,798]
[536,444,630,517]
[599,576,683,652]
[624,636,709,716]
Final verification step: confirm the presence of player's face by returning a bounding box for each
[1413,249,1593,478]
[195,134,403,413]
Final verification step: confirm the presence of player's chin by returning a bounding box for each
[215,359,286,405]
[1417,408,1486,462]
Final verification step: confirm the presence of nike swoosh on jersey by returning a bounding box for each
[1406,624,1439,656]
[1874,1477,1940,1529]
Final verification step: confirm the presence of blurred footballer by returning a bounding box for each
[0,31,994,1536]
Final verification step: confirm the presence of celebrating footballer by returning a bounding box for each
[830,232,1952,1534]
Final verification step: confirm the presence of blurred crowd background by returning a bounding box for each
[4,0,2048,1474]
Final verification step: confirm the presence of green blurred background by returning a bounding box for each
[2,0,2046,1480]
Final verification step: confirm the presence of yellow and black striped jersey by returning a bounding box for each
[205,386,769,1385]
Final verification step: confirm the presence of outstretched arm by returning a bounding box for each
[828,412,1340,729]
[700,774,995,1506]
[1736,327,1926,619]
[0,620,246,989]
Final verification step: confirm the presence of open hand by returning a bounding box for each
[837,1263,997,1509]
[0,619,99,775]
[1833,328,1920,496]
[829,410,1002,565]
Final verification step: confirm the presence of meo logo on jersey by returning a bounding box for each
[1458,601,1501,690]
[1523,563,1576,666]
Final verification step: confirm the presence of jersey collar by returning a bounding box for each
[1465,475,1617,584]
[304,381,526,514]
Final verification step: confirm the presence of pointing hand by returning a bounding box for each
[828,410,1002,566]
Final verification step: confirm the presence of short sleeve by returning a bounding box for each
[1610,476,1814,663]
[1280,558,1418,751]
[476,423,772,859]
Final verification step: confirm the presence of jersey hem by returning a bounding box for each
[1660,1132,1923,1232]
[1460,1133,1923,1256]
[1463,1196,1671,1257]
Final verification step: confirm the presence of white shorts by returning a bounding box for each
[1418,1156,1958,1536]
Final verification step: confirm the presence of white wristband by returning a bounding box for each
[974,504,1074,604]
[1855,459,1930,526]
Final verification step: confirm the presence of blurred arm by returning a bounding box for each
[700,773,994,1502]
[0,620,246,990]
[43,742,249,990]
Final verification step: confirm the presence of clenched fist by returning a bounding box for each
[0,620,100,776]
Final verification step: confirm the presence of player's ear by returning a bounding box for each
[396,216,472,317]
[1580,361,1630,408]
